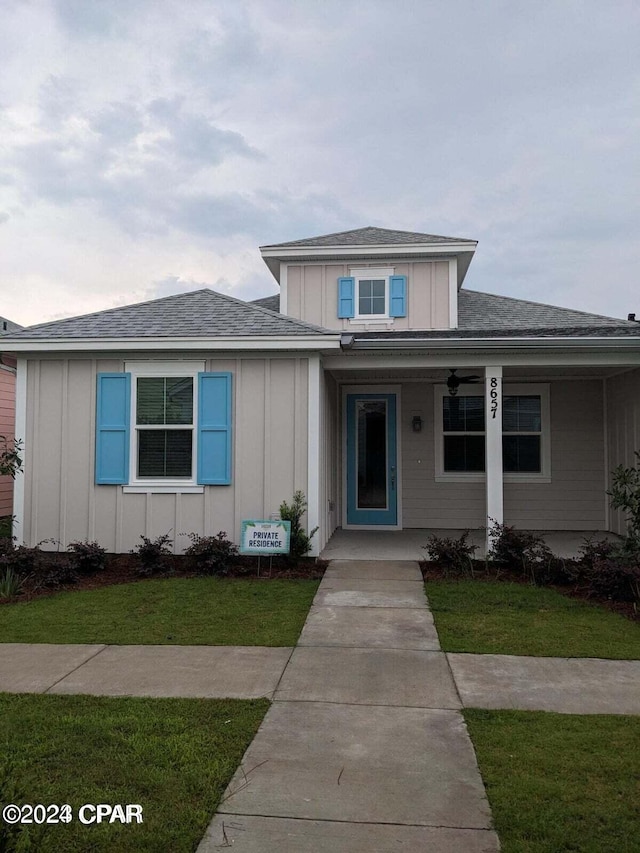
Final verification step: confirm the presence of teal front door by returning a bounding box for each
[346,393,397,525]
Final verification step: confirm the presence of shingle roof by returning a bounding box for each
[458,290,637,330]
[261,226,475,249]
[251,294,281,313]
[0,316,22,335]
[3,289,330,339]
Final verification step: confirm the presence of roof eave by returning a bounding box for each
[260,242,477,284]
[346,335,640,351]
[3,334,343,353]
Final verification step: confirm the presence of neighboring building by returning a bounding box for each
[0,316,23,518]
[2,227,640,554]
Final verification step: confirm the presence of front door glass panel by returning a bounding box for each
[356,400,388,509]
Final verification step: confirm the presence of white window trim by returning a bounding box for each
[125,360,205,492]
[434,383,551,483]
[349,267,394,321]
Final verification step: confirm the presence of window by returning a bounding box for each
[135,376,194,478]
[358,278,386,316]
[442,395,485,472]
[434,384,550,481]
[337,269,407,320]
[95,363,232,490]
[502,395,542,473]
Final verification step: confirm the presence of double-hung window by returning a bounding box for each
[135,374,195,480]
[95,361,232,491]
[435,384,550,481]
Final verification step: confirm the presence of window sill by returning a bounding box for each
[123,485,204,494]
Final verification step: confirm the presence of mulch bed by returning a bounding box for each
[1,552,327,604]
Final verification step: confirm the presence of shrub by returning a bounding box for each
[0,543,45,580]
[279,491,318,560]
[132,533,173,576]
[423,530,477,575]
[67,540,107,575]
[487,521,555,583]
[571,537,640,603]
[184,531,239,576]
[0,435,22,479]
[0,567,23,599]
[609,450,640,545]
[0,542,77,592]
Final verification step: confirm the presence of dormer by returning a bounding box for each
[260,226,477,331]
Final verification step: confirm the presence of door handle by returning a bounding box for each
[391,465,396,490]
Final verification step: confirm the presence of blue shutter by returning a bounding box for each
[337,277,355,318]
[389,275,407,317]
[198,372,232,485]
[96,373,130,484]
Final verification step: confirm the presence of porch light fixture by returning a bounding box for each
[412,415,423,433]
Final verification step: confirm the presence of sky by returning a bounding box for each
[1,0,639,328]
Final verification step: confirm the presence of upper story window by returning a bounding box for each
[338,268,407,320]
[357,278,387,317]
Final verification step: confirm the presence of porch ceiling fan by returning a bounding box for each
[447,368,481,396]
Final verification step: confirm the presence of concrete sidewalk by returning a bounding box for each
[198,560,500,852]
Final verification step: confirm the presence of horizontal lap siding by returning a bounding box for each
[505,380,605,529]
[606,368,640,536]
[23,356,308,553]
[400,379,605,530]
[402,382,485,528]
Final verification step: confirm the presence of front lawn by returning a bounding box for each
[0,692,268,853]
[465,709,640,853]
[427,580,640,658]
[0,578,318,645]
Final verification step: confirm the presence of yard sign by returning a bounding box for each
[240,520,291,555]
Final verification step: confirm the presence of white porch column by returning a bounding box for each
[307,355,321,557]
[485,365,503,551]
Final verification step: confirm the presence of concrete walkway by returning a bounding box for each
[198,560,500,852]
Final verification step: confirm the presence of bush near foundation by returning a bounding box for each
[131,533,174,576]
[184,531,239,576]
[423,530,477,576]
[279,491,318,560]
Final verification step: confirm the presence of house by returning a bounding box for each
[2,227,640,556]
[0,316,23,519]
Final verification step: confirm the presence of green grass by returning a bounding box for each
[0,578,319,645]
[0,692,268,853]
[427,579,640,658]
[465,709,640,853]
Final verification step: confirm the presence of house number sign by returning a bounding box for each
[490,376,500,419]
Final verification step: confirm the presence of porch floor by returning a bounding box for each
[319,528,620,562]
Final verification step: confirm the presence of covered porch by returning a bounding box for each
[319,527,619,562]
[314,354,640,556]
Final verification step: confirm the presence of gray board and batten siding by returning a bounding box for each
[23,355,309,553]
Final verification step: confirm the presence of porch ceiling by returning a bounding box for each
[327,365,630,383]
